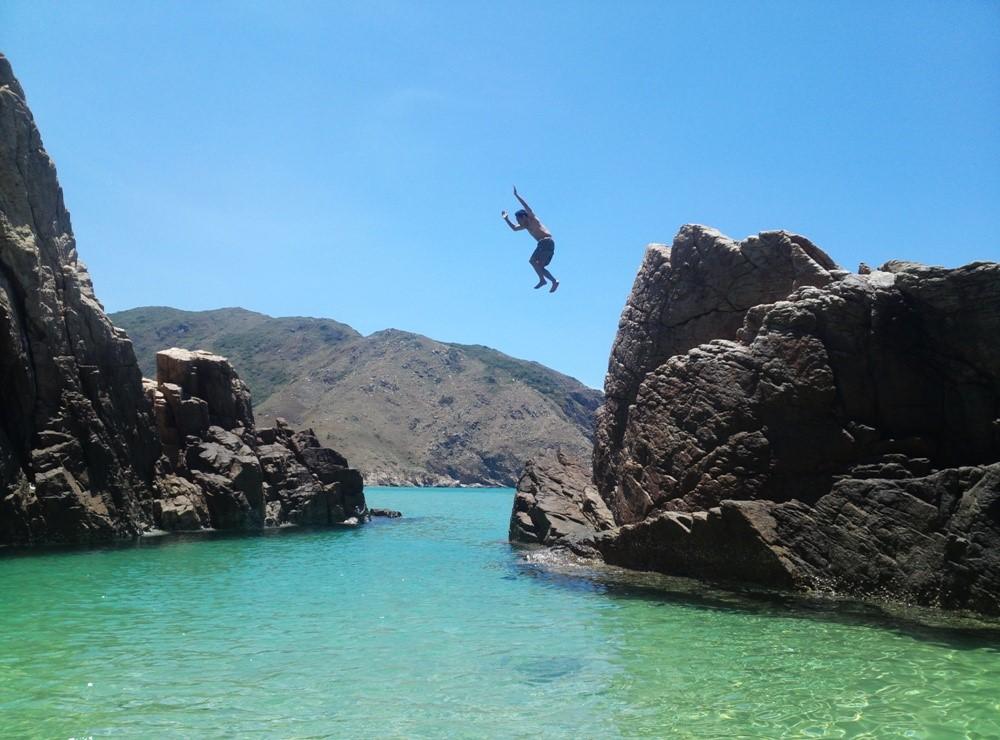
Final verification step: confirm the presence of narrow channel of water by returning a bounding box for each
[1,487,997,737]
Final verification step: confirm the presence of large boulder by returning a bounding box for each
[608,262,1000,519]
[594,225,839,522]
[255,420,366,527]
[515,224,1000,615]
[156,348,254,431]
[185,426,265,529]
[0,54,160,544]
[591,229,1000,614]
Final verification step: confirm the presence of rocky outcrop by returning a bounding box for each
[599,464,1000,614]
[0,55,372,544]
[604,261,1000,519]
[148,349,368,531]
[594,225,840,522]
[509,449,614,546]
[156,348,254,431]
[594,252,1000,612]
[0,54,160,544]
[514,224,1000,615]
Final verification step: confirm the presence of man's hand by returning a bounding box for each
[501,210,508,219]
[513,186,519,196]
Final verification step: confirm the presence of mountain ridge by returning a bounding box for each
[112,306,602,487]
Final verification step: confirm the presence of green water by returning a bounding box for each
[1,488,998,738]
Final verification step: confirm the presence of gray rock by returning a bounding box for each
[185,426,265,528]
[153,475,210,531]
[370,508,402,518]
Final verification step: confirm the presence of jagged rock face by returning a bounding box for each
[156,348,254,431]
[509,449,614,546]
[149,353,368,532]
[514,224,999,613]
[611,262,1000,520]
[587,225,1000,614]
[0,55,371,543]
[600,464,1000,615]
[257,424,365,527]
[0,54,160,544]
[594,225,839,523]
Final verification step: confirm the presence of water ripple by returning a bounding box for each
[1,487,998,738]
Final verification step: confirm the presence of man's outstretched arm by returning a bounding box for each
[501,210,524,231]
[513,186,534,216]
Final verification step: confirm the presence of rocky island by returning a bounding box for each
[512,225,1000,615]
[0,55,375,545]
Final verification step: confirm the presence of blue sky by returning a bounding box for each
[2,1,998,389]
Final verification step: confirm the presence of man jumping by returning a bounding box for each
[502,186,558,292]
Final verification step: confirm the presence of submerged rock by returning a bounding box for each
[370,508,402,518]
[514,225,1000,615]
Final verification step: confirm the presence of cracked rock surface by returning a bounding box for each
[509,449,614,546]
[0,54,160,543]
[593,225,839,522]
[0,54,370,544]
[513,223,1000,615]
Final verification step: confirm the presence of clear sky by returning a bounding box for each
[2,1,998,389]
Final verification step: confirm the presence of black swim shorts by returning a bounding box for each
[531,237,555,267]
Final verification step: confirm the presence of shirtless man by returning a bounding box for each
[502,186,558,292]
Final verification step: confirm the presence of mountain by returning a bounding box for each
[111,307,602,486]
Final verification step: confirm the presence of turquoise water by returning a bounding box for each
[1,487,998,738]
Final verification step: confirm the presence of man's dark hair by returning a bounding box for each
[515,209,528,220]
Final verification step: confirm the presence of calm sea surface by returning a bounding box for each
[1,487,998,738]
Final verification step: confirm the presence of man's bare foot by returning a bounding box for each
[534,280,546,289]
[549,280,559,293]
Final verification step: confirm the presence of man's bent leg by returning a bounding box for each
[544,268,559,292]
[530,258,547,288]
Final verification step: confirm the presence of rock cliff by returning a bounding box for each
[514,225,1000,615]
[0,55,160,543]
[0,55,369,544]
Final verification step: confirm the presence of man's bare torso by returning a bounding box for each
[522,214,552,241]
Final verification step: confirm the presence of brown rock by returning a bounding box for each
[585,224,1000,614]
[594,225,838,522]
[510,449,615,546]
[156,348,254,431]
[0,54,160,544]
